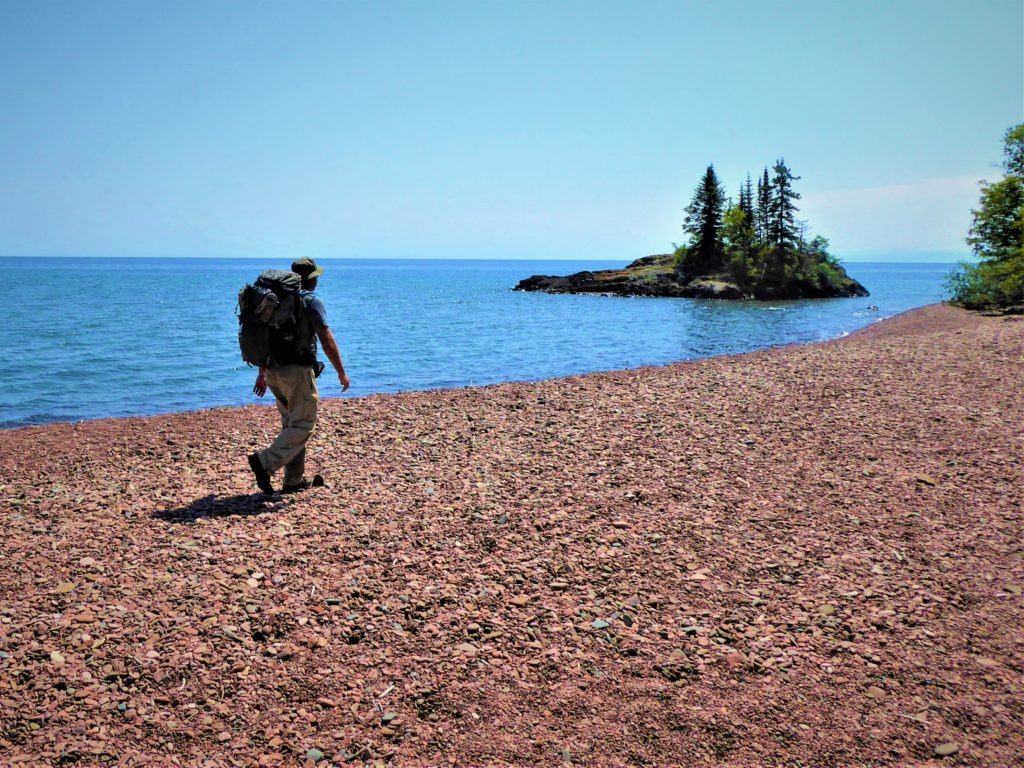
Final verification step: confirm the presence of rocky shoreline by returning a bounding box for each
[514,253,870,299]
[1,304,1022,766]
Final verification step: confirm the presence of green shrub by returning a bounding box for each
[948,124,1024,312]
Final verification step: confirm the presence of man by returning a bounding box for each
[247,257,349,494]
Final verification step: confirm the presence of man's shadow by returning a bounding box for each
[154,493,287,523]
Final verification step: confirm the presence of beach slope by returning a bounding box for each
[1,304,1021,766]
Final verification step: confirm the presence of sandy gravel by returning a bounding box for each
[1,303,1022,768]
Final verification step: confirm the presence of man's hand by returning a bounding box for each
[338,372,350,392]
[253,369,267,397]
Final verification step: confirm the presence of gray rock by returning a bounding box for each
[685,280,746,299]
[934,742,959,757]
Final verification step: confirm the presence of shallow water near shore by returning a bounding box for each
[2,257,950,427]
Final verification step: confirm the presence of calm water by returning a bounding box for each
[1,257,953,428]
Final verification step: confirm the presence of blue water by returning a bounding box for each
[1,257,953,428]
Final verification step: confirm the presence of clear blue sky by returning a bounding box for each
[1,0,1021,261]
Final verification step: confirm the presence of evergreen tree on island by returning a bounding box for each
[671,158,865,298]
[681,165,727,276]
[768,160,800,248]
[756,168,771,243]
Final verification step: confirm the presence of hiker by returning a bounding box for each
[247,257,349,494]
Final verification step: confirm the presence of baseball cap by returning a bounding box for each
[291,257,324,279]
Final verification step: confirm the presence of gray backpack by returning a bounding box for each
[237,270,303,367]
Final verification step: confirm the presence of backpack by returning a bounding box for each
[237,270,305,367]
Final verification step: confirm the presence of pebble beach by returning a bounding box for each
[1,302,1022,767]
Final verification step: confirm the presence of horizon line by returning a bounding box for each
[0,252,973,264]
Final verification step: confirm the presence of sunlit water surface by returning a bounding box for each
[1,257,952,427]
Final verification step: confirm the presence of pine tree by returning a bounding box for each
[756,168,771,244]
[738,174,755,221]
[768,159,801,249]
[682,165,727,275]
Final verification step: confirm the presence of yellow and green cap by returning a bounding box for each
[291,257,324,279]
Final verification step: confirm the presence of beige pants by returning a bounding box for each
[257,364,319,486]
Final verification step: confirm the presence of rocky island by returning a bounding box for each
[515,251,869,300]
[517,160,869,300]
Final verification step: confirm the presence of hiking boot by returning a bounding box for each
[248,453,274,495]
[281,474,325,494]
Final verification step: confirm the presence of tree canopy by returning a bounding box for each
[947,124,1024,311]
[675,159,847,297]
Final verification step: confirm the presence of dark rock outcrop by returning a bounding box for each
[514,254,869,300]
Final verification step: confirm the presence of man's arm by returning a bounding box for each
[315,326,350,392]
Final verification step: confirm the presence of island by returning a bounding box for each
[516,160,869,300]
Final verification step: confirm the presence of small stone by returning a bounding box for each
[467,623,481,634]
[818,604,836,616]
[381,712,398,723]
[915,473,938,486]
[934,742,959,757]
[1004,584,1022,595]
[866,686,885,699]
[510,595,531,607]
[305,748,324,762]
[549,580,569,590]
[611,520,629,529]
[216,731,231,742]
[50,651,65,667]
[725,652,745,669]
[591,620,610,630]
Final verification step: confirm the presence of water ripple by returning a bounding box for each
[0,257,949,427]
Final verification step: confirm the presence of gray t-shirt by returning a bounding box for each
[297,290,327,361]
[301,291,328,330]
